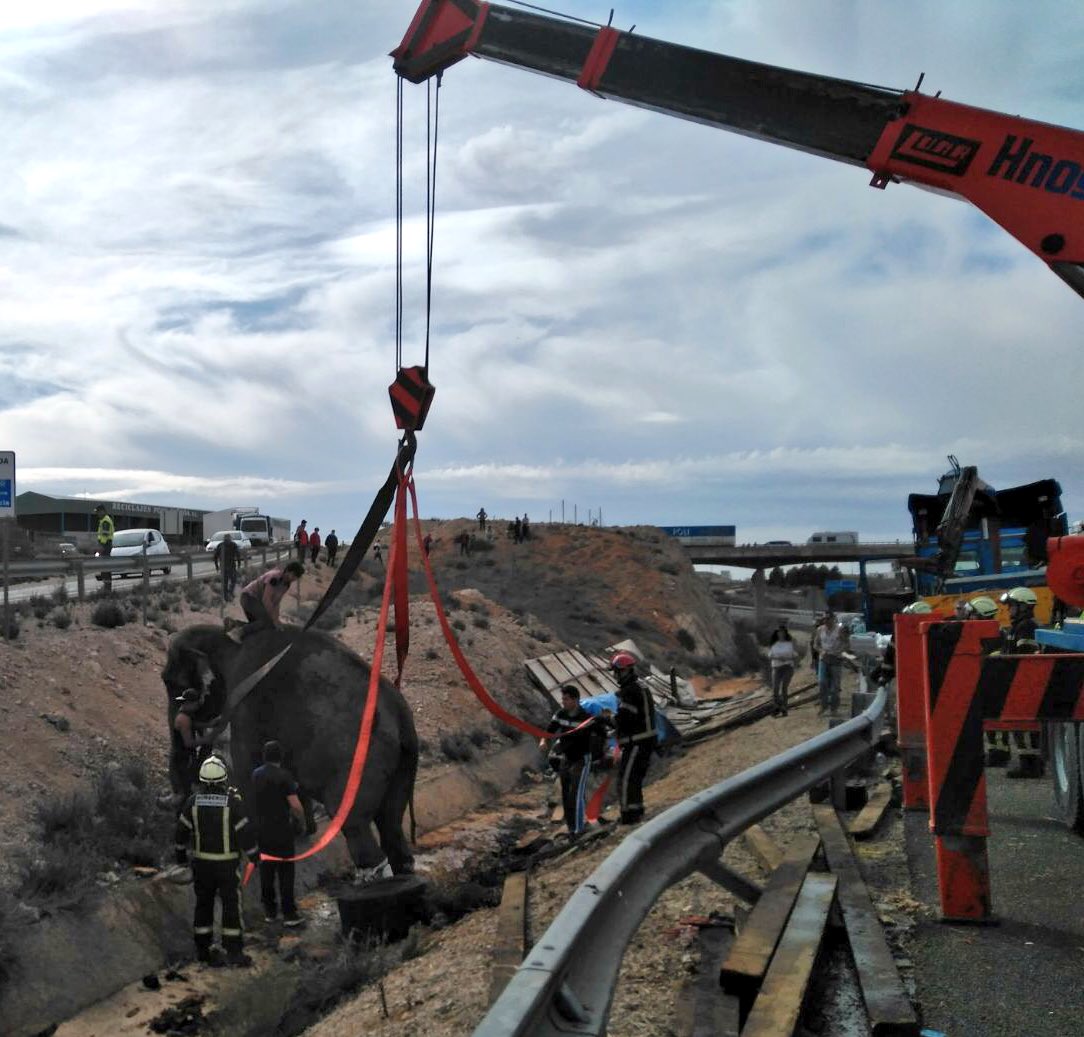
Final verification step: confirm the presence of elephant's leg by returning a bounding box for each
[374,759,416,875]
[342,813,392,883]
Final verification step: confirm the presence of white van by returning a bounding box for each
[808,531,859,545]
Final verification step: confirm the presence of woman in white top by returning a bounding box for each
[768,623,798,716]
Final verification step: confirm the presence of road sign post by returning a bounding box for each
[0,452,14,643]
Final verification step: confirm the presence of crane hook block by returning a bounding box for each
[389,366,436,431]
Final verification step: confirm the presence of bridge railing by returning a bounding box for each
[474,686,886,1036]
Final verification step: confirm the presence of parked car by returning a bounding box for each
[96,528,172,578]
[57,542,80,557]
[765,540,792,546]
[205,530,253,553]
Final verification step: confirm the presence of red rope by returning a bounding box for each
[407,478,590,742]
[252,478,406,875]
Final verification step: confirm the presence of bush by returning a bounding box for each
[439,733,475,762]
[51,583,69,606]
[467,727,489,748]
[50,608,72,630]
[658,561,680,576]
[0,890,19,989]
[451,618,466,632]
[2,618,19,640]
[676,628,696,652]
[36,792,95,846]
[472,616,490,630]
[527,629,551,644]
[30,595,50,620]
[91,601,127,628]
[626,617,644,631]
[424,648,440,660]
[470,538,494,553]
[16,844,91,905]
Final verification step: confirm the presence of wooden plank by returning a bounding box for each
[740,873,837,1037]
[849,782,894,841]
[742,825,785,872]
[488,871,529,1006]
[719,833,820,1021]
[813,804,920,1037]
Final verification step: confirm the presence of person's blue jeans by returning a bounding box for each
[819,656,842,712]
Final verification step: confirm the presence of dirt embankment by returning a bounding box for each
[0,521,745,1030]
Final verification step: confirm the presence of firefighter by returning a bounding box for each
[901,601,933,615]
[175,755,259,967]
[999,586,1044,778]
[954,596,1015,767]
[610,651,657,825]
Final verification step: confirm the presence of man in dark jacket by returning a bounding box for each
[170,687,216,808]
[213,533,242,601]
[250,741,306,926]
[610,651,657,824]
[174,756,258,967]
[541,686,598,836]
[325,530,339,566]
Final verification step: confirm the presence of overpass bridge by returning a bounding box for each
[681,541,913,569]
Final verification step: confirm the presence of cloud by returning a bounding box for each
[2,0,1082,540]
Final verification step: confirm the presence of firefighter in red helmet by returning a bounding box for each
[610,651,657,824]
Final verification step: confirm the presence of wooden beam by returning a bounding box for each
[849,782,894,841]
[740,873,838,1037]
[719,833,820,1022]
[742,824,784,871]
[488,871,529,1006]
[698,858,763,906]
[813,804,920,1037]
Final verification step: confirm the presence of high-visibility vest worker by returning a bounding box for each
[175,756,258,967]
[94,504,114,547]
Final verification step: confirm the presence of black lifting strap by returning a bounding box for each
[303,431,417,632]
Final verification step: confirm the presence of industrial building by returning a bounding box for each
[15,492,207,547]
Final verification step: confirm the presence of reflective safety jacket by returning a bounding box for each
[96,513,114,546]
[615,676,657,746]
[1005,615,1040,654]
[175,785,256,863]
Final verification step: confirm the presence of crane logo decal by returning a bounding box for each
[889,124,980,176]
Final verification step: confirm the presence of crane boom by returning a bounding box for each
[393,0,1084,298]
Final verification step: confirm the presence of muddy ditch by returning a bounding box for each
[3,739,545,1037]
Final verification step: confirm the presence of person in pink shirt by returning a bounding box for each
[239,562,304,639]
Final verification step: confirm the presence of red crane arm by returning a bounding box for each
[393,0,1084,298]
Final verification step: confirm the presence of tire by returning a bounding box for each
[1048,721,1084,832]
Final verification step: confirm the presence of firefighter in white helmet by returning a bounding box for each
[175,756,259,966]
[997,587,1044,778]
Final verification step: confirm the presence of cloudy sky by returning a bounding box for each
[2,0,1082,544]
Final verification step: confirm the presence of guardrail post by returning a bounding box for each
[894,612,936,812]
[141,547,150,624]
[75,559,85,601]
[185,554,193,581]
[921,620,995,922]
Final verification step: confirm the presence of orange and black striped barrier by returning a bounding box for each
[921,619,1084,921]
[894,612,935,811]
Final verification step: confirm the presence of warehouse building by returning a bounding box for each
[15,492,206,546]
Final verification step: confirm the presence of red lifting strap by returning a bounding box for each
[389,365,436,431]
[577,26,620,94]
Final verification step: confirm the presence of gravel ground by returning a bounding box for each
[309,666,844,1037]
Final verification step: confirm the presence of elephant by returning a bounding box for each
[161,623,419,879]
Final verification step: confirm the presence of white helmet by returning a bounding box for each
[965,596,999,620]
[902,601,933,615]
[199,755,228,784]
[1000,587,1037,608]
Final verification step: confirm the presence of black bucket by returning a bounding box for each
[330,874,429,943]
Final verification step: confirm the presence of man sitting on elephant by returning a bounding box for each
[238,561,304,639]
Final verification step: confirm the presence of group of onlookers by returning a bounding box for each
[292,519,339,566]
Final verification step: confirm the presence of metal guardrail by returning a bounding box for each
[475,686,887,1037]
[2,543,295,598]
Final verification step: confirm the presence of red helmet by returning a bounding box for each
[610,651,638,672]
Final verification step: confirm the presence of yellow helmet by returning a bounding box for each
[966,596,999,620]
[1000,587,1037,607]
[199,756,228,784]
[902,601,933,615]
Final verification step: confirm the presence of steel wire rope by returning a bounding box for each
[424,73,442,373]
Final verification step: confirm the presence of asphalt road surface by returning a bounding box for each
[905,766,1084,1036]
